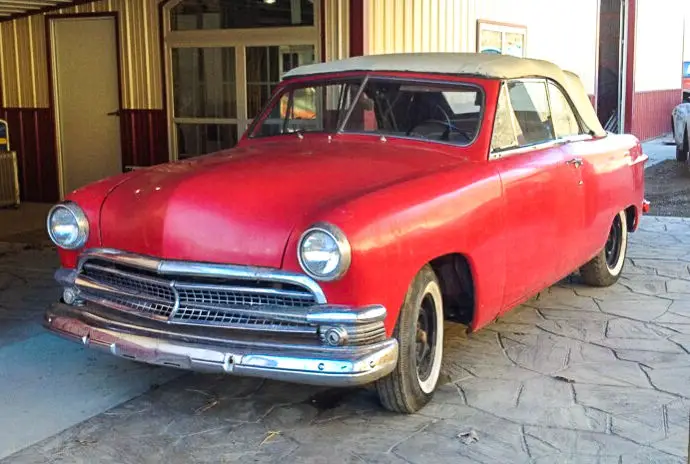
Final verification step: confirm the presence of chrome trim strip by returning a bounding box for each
[489,139,563,160]
[78,248,161,273]
[306,305,386,324]
[78,248,327,304]
[489,134,595,160]
[45,303,398,386]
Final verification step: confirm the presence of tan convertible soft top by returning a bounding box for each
[283,53,606,137]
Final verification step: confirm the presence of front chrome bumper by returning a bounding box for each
[44,303,399,386]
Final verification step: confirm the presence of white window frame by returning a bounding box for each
[476,20,527,58]
[163,0,322,161]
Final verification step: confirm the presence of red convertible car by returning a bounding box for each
[45,53,648,413]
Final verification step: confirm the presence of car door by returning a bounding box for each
[546,81,589,271]
[490,80,574,311]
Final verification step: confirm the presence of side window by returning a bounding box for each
[507,80,554,145]
[491,84,518,152]
[548,82,581,138]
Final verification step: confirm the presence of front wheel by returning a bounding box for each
[580,210,628,287]
[376,265,444,413]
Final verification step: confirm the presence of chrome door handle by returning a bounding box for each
[566,157,583,168]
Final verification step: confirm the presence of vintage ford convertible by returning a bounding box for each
[45,53,648,413]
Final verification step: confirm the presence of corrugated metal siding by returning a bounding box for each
[0,0,163,109]
[120,0,162,109]
[365,0,472,55]
[323,0,349,61]
[0,15,49,108]
[630,89,681,140]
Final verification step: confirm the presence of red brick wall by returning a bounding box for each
[629,89,681,141]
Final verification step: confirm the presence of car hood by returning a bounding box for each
[99,138,461,268]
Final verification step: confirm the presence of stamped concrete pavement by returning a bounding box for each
[1,216,689,463]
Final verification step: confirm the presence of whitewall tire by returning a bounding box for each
[580,210,628,287]
[376,265,444,413]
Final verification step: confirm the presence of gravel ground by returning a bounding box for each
[645,159,690,217]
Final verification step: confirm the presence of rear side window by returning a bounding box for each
[507,80,554,145]
[548,82,581,138]
[491,84,519,152]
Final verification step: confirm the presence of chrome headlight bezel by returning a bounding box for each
[46,201,89,250]
[297,222,351,282]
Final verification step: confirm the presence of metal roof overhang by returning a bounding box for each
[0,1,87,21]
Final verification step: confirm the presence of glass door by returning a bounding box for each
[245,45,315,124]
[172,47,238,159]
[170,44,314,159]
[165,0,320,160]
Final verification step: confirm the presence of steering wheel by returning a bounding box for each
[407,105,472,141]
[406,119,471,141]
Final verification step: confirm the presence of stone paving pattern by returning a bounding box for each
[2,217,690,463]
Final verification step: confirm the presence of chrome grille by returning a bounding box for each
[81,264,175,318]
[76,259,320,333]
[175,286,314,309]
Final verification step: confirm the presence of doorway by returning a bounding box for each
[596,0,629,133]
[50,16,122,197]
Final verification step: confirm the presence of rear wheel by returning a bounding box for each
[580,210,628,287]
[376,265,444,413]
[677,128,689,162]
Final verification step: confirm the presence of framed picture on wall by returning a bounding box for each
[477,20,527,58]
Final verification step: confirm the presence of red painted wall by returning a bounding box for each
[0,108,58,202]
[629,89,681,141]
[349,0,364,57]
[120,110,169,169]
[0,107,168,203]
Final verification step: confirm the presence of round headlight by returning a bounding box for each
[46,202,89,250]
[298,223,351,281]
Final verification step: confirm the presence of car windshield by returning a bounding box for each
[250,77,484,146]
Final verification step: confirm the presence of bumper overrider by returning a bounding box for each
[44,249,398,386]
